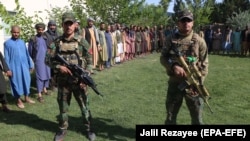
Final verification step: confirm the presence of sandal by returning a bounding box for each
[37,97,44,103]
[25,99,35,104]
[17,102,25,109]
[42,91,51,95]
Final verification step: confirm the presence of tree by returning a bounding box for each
[79,0,134,24]
[114,0,139,25]
[210,0,250,24]
[69,0,88,27]
[160,0,172,13]
[45,6,71,34]
[0,0,42,42]
[226,10,250,29]
[172,0,186,23]
[123,0,145,25]
[171,0,215,30]
[209,2,223,23]
[186,0,215,30]
[153,6,171,26]
[173,0,186,14]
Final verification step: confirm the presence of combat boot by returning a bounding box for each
[54,129,67,141]
[87,131,96,141]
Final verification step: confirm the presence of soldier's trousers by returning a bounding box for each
[57,82,92,132]
[0,72,8,105]
[165,82,204,125]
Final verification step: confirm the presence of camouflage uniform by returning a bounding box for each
[45,12,95,141]
[160,10,208,125]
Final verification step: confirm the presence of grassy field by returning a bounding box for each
[0,53,250,141]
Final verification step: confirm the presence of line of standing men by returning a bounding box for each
[2,19,60,110]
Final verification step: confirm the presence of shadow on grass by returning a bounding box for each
[0,111,135,140]
[67,116,135,141]
[93,117,135,140]
[0,110,58,132]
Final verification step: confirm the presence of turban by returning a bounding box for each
[87,17,95,22]
[35,22,46,29]
[48,20,56,26]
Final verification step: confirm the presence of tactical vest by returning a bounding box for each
[169,33,199,60]
[55,37,85,68]
[170,32,208,76]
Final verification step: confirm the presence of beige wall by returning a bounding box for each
[0,0,70,55]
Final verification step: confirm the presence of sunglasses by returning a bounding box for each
[180,18,193,23]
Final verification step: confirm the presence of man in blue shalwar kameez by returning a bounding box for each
[4,25,35,109]
[105,25,113,68]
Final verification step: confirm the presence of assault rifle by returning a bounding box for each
[54,54,103,97]
[171,46,213,113]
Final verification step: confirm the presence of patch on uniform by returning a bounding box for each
[60,42,78,52]
[180,44,192,56]
[50,42,56,49]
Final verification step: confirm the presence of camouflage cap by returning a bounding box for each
[177,9,193,21]
[62,12,76,23]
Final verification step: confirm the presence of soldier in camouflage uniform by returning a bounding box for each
[160,9,209,125]
[45,12,96,141]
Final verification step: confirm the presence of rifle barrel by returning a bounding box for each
[55,54,103,97]
[173,50,213,113]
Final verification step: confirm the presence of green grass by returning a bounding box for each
[0,53,250,141]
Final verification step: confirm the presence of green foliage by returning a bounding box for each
[112,0,132,24]
[0,3,9,29]
[4,0,250,44]
[226,10,250,29]
[211,0,250,24]
[173,0,214,30]
[122,0,145,25]
[129,2,171,27]
[45,6,71,34]
[160,0,172,12]
[0,0,42,42]
[209,3,223,23]
[153,6,171,26]
[173,0,186,13]
[83,0,131,24]
[0,0,171,39]
[69,0,88,27]
[69,0,170,27]
[172,0,187,23]
[187,0,214,27]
